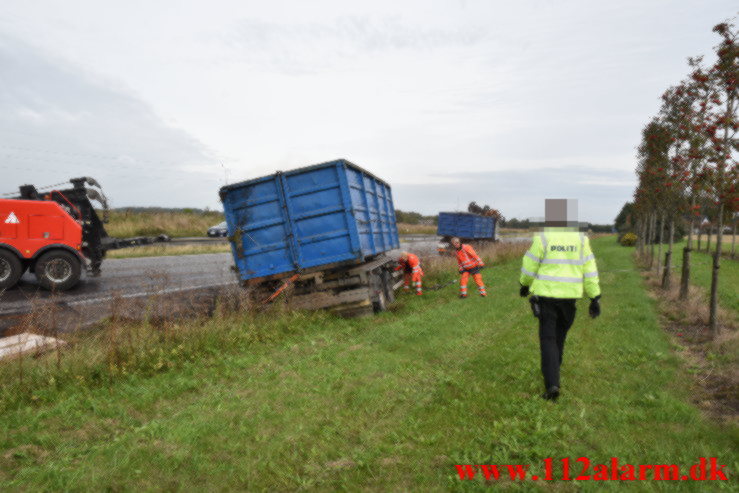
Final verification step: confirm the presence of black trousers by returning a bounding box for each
[537,297,577,389]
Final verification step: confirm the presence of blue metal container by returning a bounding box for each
[220,159,400,283]
[437,212,495,240]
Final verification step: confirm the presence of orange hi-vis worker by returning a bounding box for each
[396,252,424,295]
[451,237,486,298]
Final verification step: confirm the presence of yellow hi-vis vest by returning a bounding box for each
[519,229,601,299]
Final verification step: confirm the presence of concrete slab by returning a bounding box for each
[0,332,66,361]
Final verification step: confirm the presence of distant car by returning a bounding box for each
[207,221,228,237]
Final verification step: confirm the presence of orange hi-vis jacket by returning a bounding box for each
[455,244,484,272]
[396,253,423,276]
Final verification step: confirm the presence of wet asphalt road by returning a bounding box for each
[0,253,236,324]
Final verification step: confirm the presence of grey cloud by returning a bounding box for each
[0,34,220,208]
[219,16,486,73]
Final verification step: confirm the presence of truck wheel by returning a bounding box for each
[35,250,82,291]
[0,250,23,290]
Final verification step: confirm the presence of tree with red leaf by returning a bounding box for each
[635,118,672,272]
[658,82,694,290]
[705,21,738,335]
[678,58,715,299]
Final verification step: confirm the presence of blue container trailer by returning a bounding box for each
[437,212,496,240]
[220,159,401,316]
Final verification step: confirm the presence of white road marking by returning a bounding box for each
[60,281,237,307]
[0,281,236,314]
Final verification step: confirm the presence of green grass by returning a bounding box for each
[651,239,738,313]
[105,243,230,259]
[397,223,437,235]
[104,210,225,238]
[1,237,737,491]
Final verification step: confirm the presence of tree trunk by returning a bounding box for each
[656,212,664,276]
[706,225,712,253]
[679,206,694,300]
[650,212,657,267]
[662,217,675,290]
[646,213,653,267]
[697,225,702,251]
[641,217,648,255]
[709,204,725,336]
[732,221,736,259]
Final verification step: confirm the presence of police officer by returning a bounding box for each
[519,200,601,401]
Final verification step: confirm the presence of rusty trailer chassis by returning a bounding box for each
[247,255,403,317]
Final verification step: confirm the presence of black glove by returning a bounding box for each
[529,295,541,319]
[589,295,601,319]
[519,285,530,297]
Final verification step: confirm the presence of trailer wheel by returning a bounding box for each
[0,250,23,290]
[35,250,82,291]
[370,271,390,313]
[380,270,395,304]
[372,288,388,313]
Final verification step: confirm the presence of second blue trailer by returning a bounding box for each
[437,212,496,241]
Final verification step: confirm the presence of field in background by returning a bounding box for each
[1,236,736,491]
[106,243,231,259]
[396,223,437,235]
[104,210,224,238]
[653,240,738,314]
[498,227,533,236]
[695,234,737,247]
[104,209,439,239]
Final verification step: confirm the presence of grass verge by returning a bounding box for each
[644,239,738,314]
[105,243,231,259]
[1,237,737,491]
[104,210,224,238]
[397,223,437,235]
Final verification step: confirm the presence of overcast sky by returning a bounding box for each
[0,1,735,223]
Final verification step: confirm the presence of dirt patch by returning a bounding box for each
[663,321,739,423]
[641,269,738,424]
[326,458,356,470]
[379,456,401,466]
[2,444,48,463]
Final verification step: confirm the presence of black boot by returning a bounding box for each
[541,386,560,402]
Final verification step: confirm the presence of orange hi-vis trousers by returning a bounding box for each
[404,272,423,295]
[460,271,486,296]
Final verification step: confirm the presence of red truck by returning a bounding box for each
[0,177,168,291]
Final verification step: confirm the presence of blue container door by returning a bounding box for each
[281,163,360,269]
[437,213,453,237]
[347,167,378,254]
[377,181,399,250]
[346,166,399,255]
[224,176,297,279]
